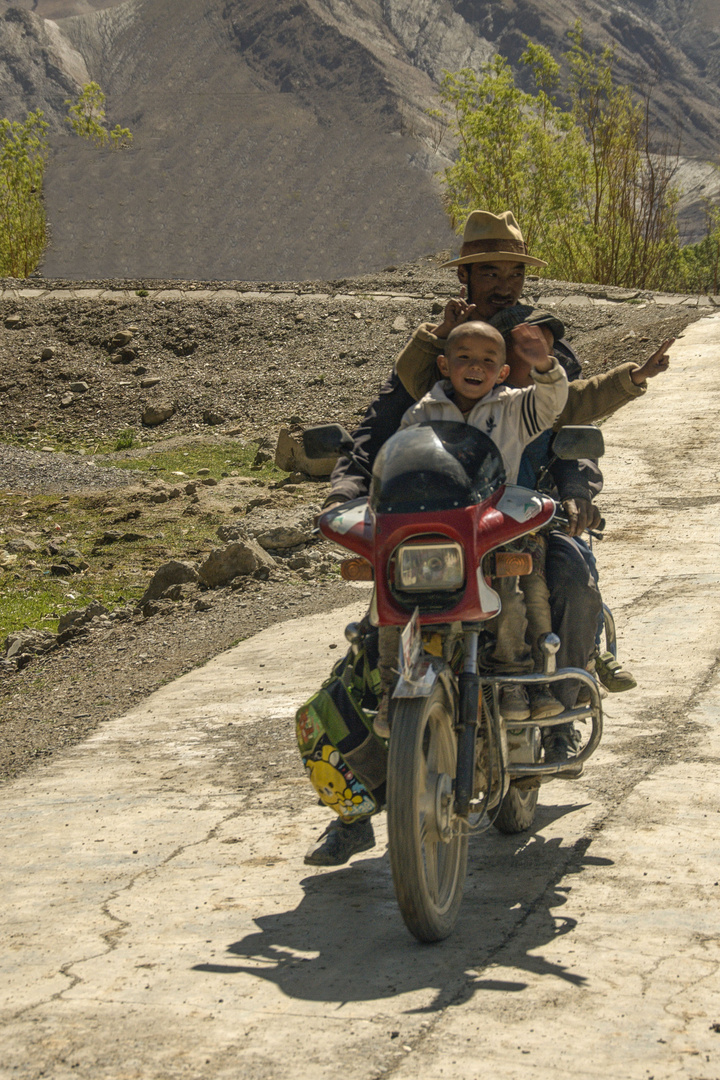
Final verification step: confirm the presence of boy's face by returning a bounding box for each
[438,332,510,410]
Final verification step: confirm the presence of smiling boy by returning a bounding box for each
[399,320,568,485]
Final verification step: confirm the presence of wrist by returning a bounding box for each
[532,355,555,373]
[630,366,644,386]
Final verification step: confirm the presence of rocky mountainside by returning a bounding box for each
[0,0,719,279]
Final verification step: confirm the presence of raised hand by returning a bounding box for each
[509,322,554,372]
[433,290,478,339]
[631,338,674,385]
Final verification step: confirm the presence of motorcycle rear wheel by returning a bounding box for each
[387,681,468,943]
[492,780,539,833]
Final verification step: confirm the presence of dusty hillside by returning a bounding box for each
[1,0,720,279]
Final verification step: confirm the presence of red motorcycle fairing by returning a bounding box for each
[319,485,556,626]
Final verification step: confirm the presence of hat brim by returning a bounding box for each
[441,251,548,269]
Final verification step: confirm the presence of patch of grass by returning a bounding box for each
[0,488,227,639]
[98,440,282,483]
[114,428,136,451]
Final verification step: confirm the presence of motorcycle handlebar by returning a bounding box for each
[551,506,605,540]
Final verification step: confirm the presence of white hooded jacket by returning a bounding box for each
[399,358,569,484]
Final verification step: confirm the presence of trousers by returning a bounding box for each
[545,532,602,707]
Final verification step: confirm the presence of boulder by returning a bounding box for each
[244,536,276,569]
[142,401,175,426]
[255,524,314,551]
[5,629,56,658]
[197,542,261,587]
[160,583,196,602]
[139,560,199,604]
[58,600,108,634]
[110,330,133,349]
[216,524,247,542]
[274,427,337,478]
[5,537,37,553]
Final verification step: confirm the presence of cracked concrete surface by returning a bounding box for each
[2,316,720,1077]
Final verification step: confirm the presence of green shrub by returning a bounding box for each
[114,428,135,451]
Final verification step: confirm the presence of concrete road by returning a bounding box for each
[3,315,720,1079]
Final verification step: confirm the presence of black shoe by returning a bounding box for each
[543,723,583,777]
[304,817,376,866]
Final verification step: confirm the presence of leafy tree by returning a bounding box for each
[0,110,48,278]
[436,25,681,289]
[677,203,720,294]
[66,82,133,149]
[564,23,679,289]
[435,48,588,278]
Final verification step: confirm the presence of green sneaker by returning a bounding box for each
[595,651,637,692]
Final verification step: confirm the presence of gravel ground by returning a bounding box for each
[0,259,707,783]
[0,443,137,493]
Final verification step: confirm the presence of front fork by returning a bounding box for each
[454,629,480,817]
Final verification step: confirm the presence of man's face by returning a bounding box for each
[438,331,509,410]
[459,261,526,319]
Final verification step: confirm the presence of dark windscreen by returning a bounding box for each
[370,421,505,513]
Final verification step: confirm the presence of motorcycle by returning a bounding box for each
[303,420,611,943]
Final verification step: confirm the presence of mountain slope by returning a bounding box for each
[0,0,719,279]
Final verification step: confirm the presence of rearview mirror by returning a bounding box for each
[302,424,354,460]
[553,425,605,460]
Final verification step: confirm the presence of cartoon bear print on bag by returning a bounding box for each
[305,743,375,820]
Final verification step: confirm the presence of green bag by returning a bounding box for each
[296,640,387,822]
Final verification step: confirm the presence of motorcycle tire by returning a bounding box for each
[492,780,539,833]
[387,680,468,943]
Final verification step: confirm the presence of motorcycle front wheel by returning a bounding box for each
[387,681,468,943]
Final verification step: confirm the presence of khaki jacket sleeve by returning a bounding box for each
[553,362,645,430]
[395,324,446,401]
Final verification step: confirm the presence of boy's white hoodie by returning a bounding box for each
[399,358,569,484]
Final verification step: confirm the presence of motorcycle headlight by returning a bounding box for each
[394,542,464,592]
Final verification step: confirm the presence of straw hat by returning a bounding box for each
[441,210,547,269]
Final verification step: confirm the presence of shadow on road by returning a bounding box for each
[193,800,612,1011]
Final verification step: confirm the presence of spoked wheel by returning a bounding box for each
[387,680,468,943]
[492,726,541,835]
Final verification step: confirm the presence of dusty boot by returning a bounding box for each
[542,723,583,778]
[595,651,637,692]
[304,817,376,866]
[528,684,565,719]
[499,684,530,721]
